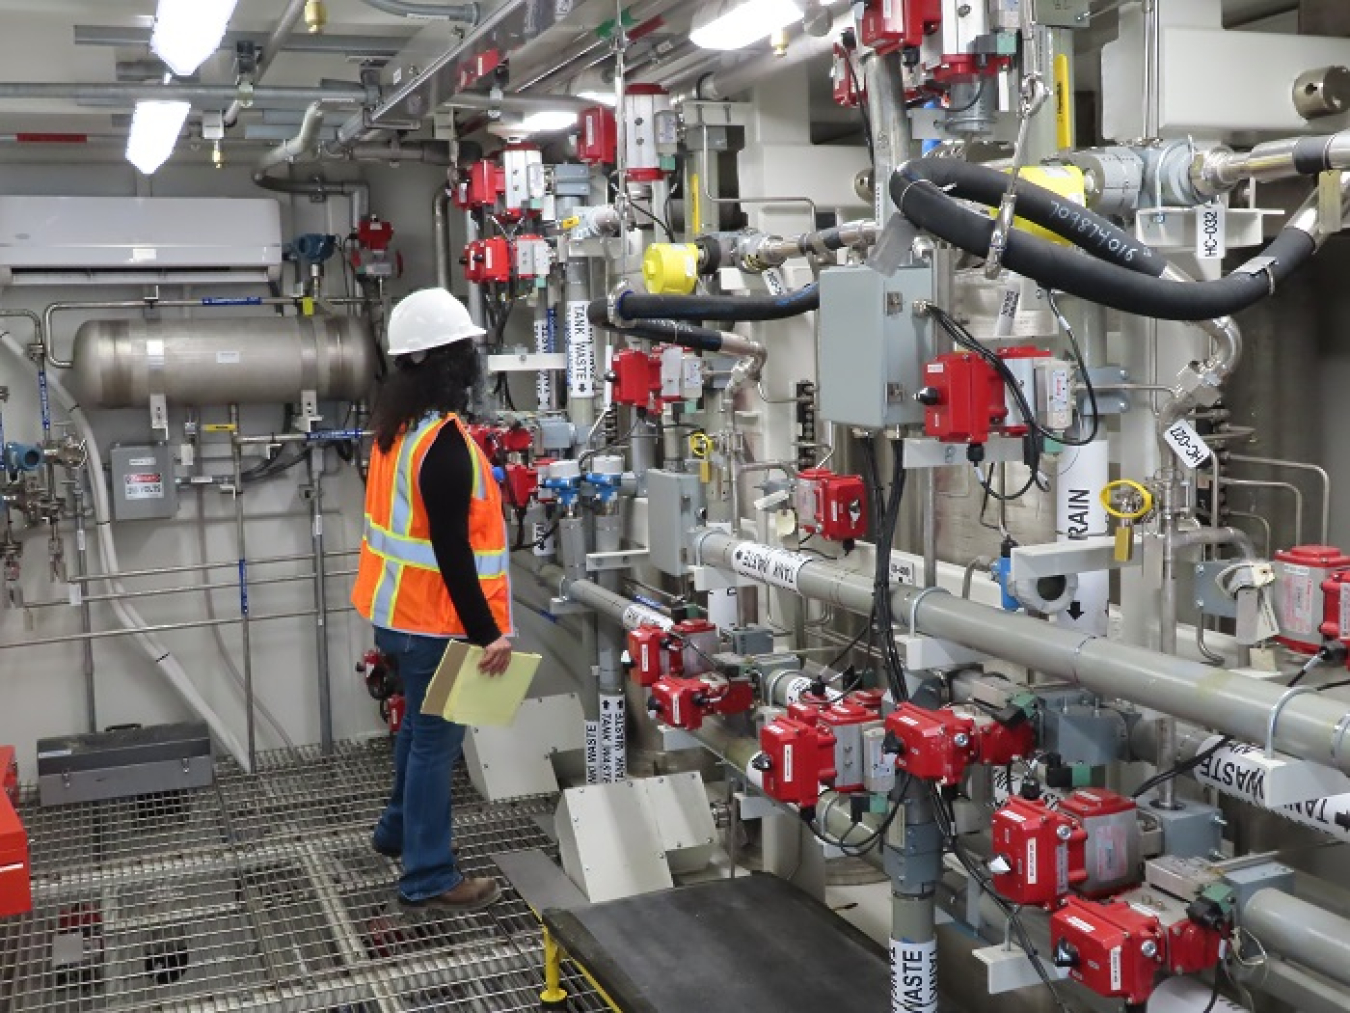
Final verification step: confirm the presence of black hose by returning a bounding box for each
[597,282,820,324]
[890,162,1317,321]
[897,158,1162,276]
[586,301,729,354]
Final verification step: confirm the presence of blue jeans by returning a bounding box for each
[372,627,466,901]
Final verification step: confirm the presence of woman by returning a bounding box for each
[352,287,513,912]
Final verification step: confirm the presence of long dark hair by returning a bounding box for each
[371,341,481,453]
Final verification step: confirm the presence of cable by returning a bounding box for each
[929,303,1097,449]
[891,158,1317,322]
[949,833,1071,1012]
[1201,961,1225,1013]
[843,48,874,163]
[629,200,675,243]
[1133,652,1336,798]
[944,78,988,115]
[1045,290,1100,445]
[808,775,911,857]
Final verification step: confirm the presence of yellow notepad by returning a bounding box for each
[420,641,542,727]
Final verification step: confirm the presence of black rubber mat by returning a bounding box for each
[542,873,889,1013]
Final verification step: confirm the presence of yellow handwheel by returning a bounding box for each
[689,432,713,483]
[1100,479,1154,521]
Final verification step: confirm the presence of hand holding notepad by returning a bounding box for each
[421,640,542,726]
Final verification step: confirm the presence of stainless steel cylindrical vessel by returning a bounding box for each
[68,315,375,407]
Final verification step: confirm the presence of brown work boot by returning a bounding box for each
[399,877,502,912]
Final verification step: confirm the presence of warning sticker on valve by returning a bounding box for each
[123,472,163,501]
[730,544,815,591]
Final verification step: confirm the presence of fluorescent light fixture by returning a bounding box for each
[126,100,190,175]
[690,0,803,51]
[151,0,239,77]
[579,90,618,107]
[517,109,581,134]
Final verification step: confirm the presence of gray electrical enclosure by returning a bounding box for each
[818,264,934,430]
[109,442,178,521]
[646,469,704,577]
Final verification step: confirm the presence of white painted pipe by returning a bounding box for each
[1,331,251,770]
[1056,437,1111,636]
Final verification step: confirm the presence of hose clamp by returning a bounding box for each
[1266,685,1320,757]
[1234,256,1278,295]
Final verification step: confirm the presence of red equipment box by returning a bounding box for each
[1275,544,1350,653]
[578,105,617,164]
[756,715,838,811]
[1051,897,1165,1005]
[859,0,939,54]
[990,795,1087,908]
[0,759,30,917]
[920,352,1007,446]
[627,625,666,687]
[796,469,868,542]
[0,746,15,808]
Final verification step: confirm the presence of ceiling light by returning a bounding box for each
[151,0,239,77]
[126,100,190,175]
[579,90,618,107]
[690,0,803,51]
[517,110,581,134]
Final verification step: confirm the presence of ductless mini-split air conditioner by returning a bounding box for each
[0,195,283,287]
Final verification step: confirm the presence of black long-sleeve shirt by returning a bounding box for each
[419,423,502,647]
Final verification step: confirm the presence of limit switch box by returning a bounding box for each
[109,443,178,521]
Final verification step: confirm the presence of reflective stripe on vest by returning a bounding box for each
[363,519,509,578]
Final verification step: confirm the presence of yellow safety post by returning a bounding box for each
[540,927,569,1007]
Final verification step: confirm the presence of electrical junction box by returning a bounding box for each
[36,723,213,806]
[109,443,177,521]
[645,469,704,577]
[818,264,934,430]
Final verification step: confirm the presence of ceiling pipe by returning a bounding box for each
[512,0,686,93]
[671,11,849,104]
[74,25,406,60]
[357,0,479,21]
[0,81,365,106]
[224,0,308,127]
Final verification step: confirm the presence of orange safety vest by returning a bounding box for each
[352,413,513,639]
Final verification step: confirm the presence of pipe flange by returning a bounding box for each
[606,281,634,329]
[1011,572,1080,615]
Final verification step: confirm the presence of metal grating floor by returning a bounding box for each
[3,738,608,1013]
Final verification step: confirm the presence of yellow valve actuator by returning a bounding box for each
[995,164,1086,246]
[642,243,700,295]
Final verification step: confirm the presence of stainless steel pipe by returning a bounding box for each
[307,451,334,754]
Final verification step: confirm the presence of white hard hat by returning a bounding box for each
[387,288,486,357]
